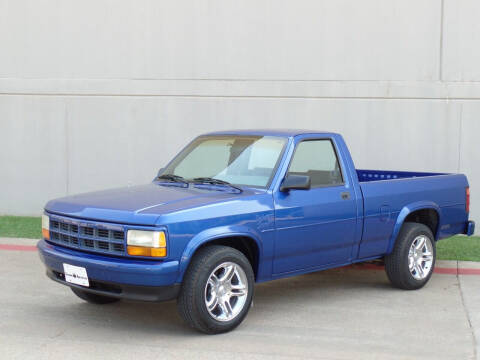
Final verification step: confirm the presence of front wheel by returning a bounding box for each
[385,222,436,290]
[177,245,254,334]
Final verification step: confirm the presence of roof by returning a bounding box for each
[202,129,338,138]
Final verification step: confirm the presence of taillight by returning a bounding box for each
[466,187,470,213]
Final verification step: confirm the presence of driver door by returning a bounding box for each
[273,138,358,274]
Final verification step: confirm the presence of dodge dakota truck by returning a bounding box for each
[38,129,475,334]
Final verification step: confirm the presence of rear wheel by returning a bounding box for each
[71,288,120,304]
[177,245,254,334]
[385,222,436,290]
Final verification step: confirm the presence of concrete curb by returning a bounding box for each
[351,260,480,275]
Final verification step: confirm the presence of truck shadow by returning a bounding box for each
[52,266,394,337]
[253,266,393,305]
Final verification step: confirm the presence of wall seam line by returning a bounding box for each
[3,93,480,101]
[439,0,445,81]
[64,101,70,196]
[457,103,463,173]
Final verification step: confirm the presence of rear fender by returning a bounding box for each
[386,201,441,254]
[175,225,263,283]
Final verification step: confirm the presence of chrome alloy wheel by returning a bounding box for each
[408,235,434,280]
[204,262,248,322]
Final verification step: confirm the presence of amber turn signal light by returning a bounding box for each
[127,246,167,257]
[42,228,50,240]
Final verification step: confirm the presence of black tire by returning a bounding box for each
[71,287,120,304]
[385,222,436,290]
[177,245,255,334]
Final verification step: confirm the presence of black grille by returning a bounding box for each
[48,217,125,255]
[98,241,109,250]
[113,243,124,252]
[98,229,109,238]
[84,239,94,248]
[113,231,124,240]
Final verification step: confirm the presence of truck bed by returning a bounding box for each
[356,170,469,259]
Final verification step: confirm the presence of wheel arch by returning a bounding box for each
[176,227,262,283]
[386,202,441,254]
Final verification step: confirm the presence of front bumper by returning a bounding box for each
[37,239,180,302]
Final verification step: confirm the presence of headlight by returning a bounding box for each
[127,230,167,257]
[42,214,50,240]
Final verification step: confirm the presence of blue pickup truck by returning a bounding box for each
[38,129,475,334]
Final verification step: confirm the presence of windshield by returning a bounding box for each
[161,135,287,188]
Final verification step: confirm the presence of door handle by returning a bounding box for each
[341,192,350,200]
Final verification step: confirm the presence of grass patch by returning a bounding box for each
[0,216,42,239]
[0,216,479,262]
[436,235,480,262]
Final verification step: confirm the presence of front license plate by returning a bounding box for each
[63,263,89,287]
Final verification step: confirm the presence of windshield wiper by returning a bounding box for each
[157,174,189,185]
[193,177,243,193]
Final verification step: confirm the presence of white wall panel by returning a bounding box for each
[459,103,480,231]
[443,0,480,81]
[0,96,469,217]
[0,0,440,80]
[0,97,68,214]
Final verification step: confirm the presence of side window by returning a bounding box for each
[288,139,344,187]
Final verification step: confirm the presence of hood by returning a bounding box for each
[45,183,258,225]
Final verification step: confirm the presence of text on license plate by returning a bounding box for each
[63,263,89,287]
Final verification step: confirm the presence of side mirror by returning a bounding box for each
[280,175,311,192]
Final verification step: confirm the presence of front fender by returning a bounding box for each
[386,201,442,254]
[175,225,263,283]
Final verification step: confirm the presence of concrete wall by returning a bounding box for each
[1,0,479,233]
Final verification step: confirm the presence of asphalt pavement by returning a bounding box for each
[1,237,479,360]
